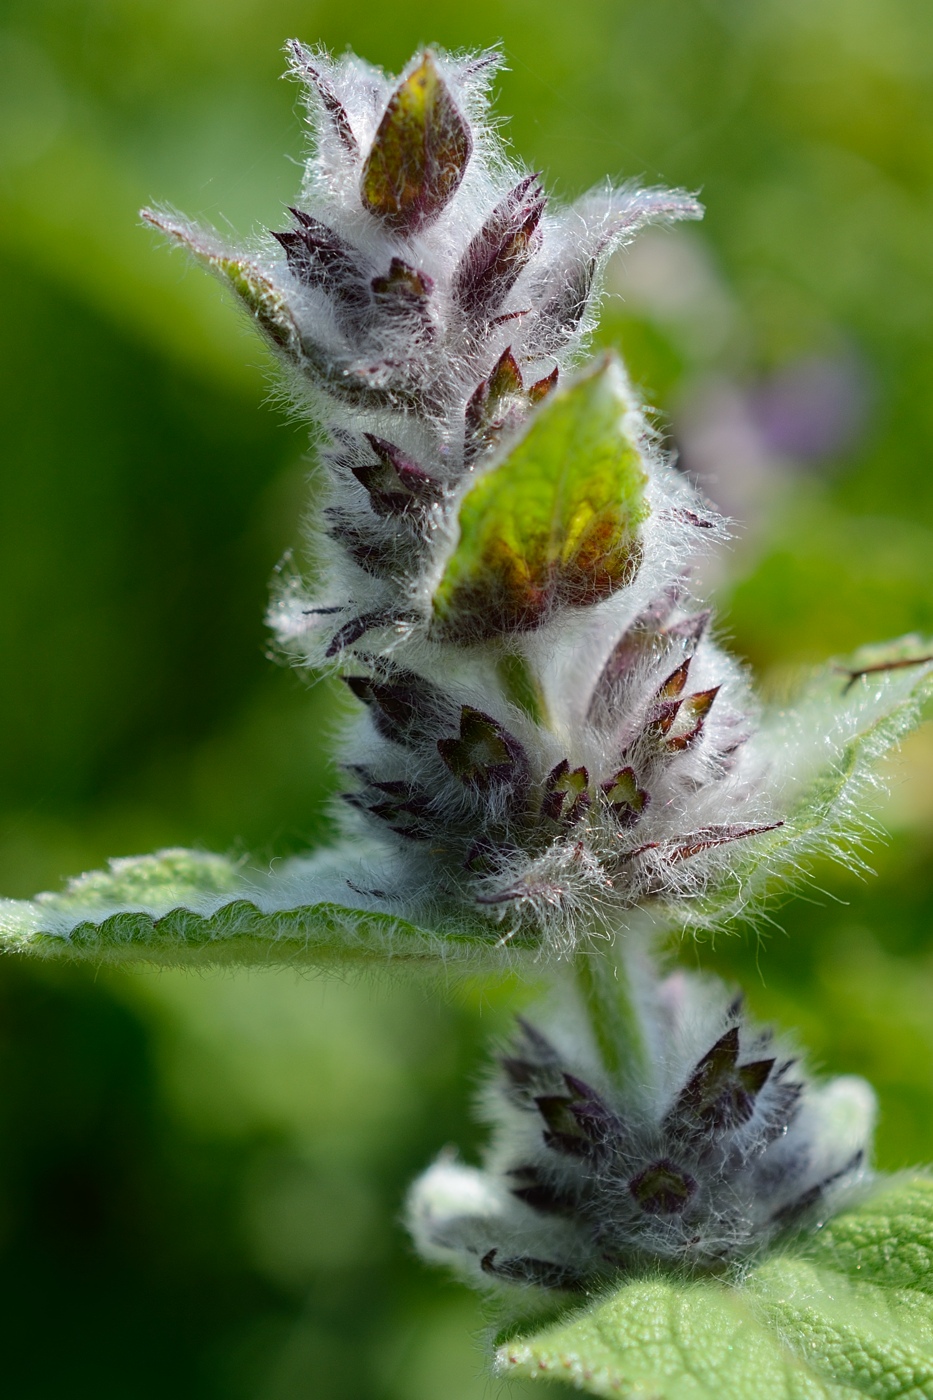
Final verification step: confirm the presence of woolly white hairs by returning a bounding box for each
[409,965,877,1293]
[144,44,782,950]
[139,44,933,959]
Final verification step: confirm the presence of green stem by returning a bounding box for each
[574,944,650,1096]
[496,649,548,728]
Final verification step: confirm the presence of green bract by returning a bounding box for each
[433,357,649,638]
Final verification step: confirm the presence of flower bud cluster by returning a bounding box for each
[410,971,875,1292]
[145,44,783,947]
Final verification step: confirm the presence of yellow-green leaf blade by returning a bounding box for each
[434,355,649,639]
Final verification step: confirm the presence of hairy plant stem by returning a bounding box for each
[574,939,651,1097]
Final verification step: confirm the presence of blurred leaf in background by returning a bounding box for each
[2,0,933,1395]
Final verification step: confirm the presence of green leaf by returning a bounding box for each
[0,847,534,968]
[497,1175,933,1398]
[664,637,933,938]
[434,355,649,639]
[361,51,472,232]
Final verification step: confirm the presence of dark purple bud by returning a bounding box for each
[370,258,435,334]
[601,766,649,826]
[507,1165,578,1215]
[542,760,590,824]
[288,41,360,157]
[345,669,448,746]
[361,52,472,233]
[481,1248,584,1291]
[344,776,435,841]
[629,1159,697,1215]
[663,686,720,753]
[657,658,692,700]
[353,433,443,517]
[437,706,529,792]
[645,698,683,741]
[325,610,395,656]
[272,209,368,312]
[453,174,546,318]
[535,1094,593,1158]
[562,1073,621,1144]
[528,364,559,404]
[668,1026,775,1135]
[464,347,525,461]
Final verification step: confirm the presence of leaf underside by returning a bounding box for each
[497,1175,933,1398]
[0,848,530,967]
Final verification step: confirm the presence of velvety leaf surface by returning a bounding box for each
[433,355,649,638]
[0,848,528,966]
[497,1175,933,1398]
[664,640,933,937]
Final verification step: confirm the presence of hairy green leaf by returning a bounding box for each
[0,848,533,967]
[434,355,649,639]
[497,1175,933,1398]
[663,638,933,937]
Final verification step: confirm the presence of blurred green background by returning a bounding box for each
[2,0,933,1395]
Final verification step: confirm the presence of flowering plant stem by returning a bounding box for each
[574,944,651,1094]
[4,37,933,1399]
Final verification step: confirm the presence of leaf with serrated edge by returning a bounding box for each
[656,639,933,938]
[497,1174,933,1399]
[0,847,535,966]
[434,355,649,639]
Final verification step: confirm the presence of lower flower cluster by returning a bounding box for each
[409,968,875,1291]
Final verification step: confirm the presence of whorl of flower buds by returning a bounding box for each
[142,45,782,948]
[409,971,876,1292]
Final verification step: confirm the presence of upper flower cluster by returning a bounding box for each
[143,46,784,947]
